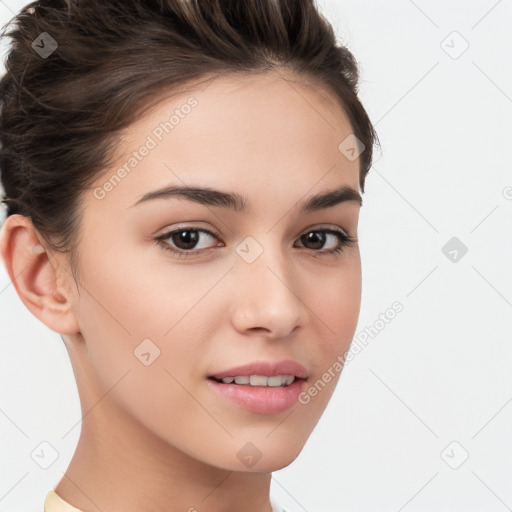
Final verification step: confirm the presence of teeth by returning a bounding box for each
[250,375,268,386]
[218,375,296,387]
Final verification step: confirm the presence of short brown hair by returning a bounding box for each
[0,0,379,277]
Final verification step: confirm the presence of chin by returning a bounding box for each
[205,434,309,473]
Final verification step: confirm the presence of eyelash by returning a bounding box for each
[154,226,356,259]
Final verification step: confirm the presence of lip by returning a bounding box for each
[208,359,309,380]
[206,377,307,415]
[206,359,309,415]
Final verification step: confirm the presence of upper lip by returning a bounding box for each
[209,360,309,380]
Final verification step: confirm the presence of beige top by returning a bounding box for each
[44,490,83,512]
[44,489,290,511]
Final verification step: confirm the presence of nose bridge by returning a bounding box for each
[230,234,305,337]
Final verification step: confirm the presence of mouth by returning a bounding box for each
[207,359,309,414]
[206,375,308,415]
[208,375,304,387]
[207,359,309,382]
[206,360,309,414]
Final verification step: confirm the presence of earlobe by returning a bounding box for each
[0,214,80,335]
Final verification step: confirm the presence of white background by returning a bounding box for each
[0,1,511,511]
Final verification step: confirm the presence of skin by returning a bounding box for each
[0,70,363,512]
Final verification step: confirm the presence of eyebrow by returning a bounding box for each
[129,183,362,213]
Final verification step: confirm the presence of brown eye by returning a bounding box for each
[295,228,356,256]
[168,229,202,250]
[155,227,222,257]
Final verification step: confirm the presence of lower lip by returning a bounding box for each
[207,378,306,415]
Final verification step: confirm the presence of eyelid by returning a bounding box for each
[155,225,222,246]
[156,223,352,241]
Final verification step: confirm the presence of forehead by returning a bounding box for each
[90,70,360,213]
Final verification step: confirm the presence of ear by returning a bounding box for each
[0,214,80,335]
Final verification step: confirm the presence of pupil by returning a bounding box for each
[174,230,198,250]
[303,231,325,250]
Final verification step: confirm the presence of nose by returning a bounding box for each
[229,243,307,340]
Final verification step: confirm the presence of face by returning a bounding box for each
[65,70,362,471]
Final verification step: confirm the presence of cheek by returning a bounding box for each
[301,255,361,408]
[72,259,212,444]
[297,275,360,417]
[309,256,361,346]
[75,242,208,341]
[326,273,361,343]
[73,248,221,393]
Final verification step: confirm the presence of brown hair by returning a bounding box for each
[0,0,379,279]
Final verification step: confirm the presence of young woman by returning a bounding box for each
[0,0,378,510]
